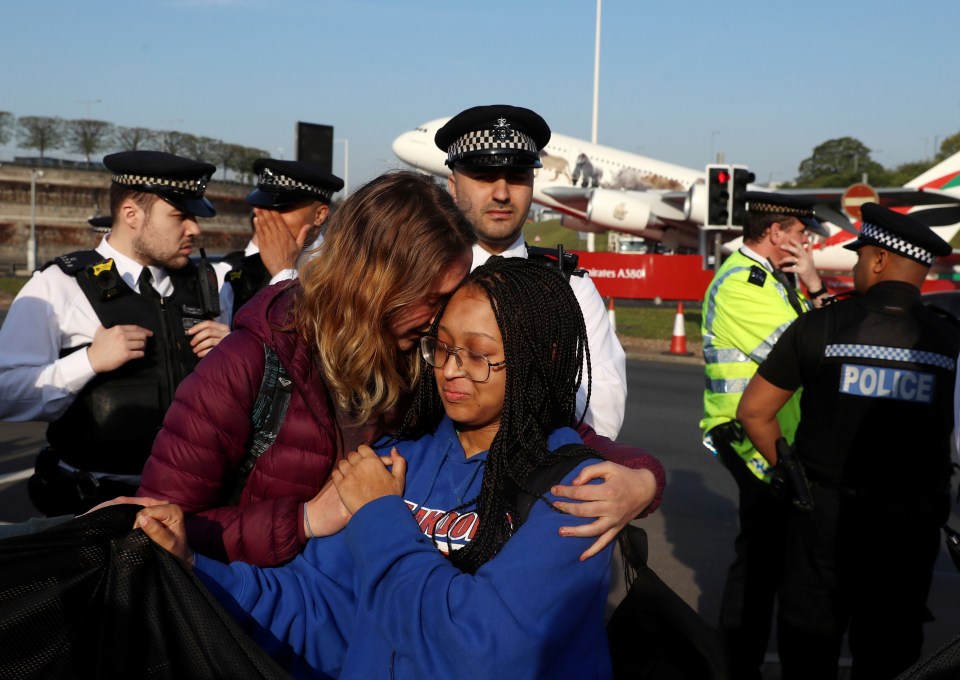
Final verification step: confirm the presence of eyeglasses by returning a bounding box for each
[420,336,505,383]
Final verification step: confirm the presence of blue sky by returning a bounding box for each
[2,0,958,189]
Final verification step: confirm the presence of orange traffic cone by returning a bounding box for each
[607,297,617,333]
[666,302,693,356]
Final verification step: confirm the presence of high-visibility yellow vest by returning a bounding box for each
[700,249,809,482]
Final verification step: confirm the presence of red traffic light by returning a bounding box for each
[715,170,730,184]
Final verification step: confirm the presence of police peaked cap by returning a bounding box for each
[87,215,112,234]
[435,105,551,169]
[745,191,827,237]
[843,202,951,266]
[246,159,344,209]
[103,150,216,217]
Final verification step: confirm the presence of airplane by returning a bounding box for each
[392,117,706,250]
[392,116,960,266]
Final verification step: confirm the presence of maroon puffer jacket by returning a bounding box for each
[138,282,338,567]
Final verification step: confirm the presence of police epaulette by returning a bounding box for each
[43,250,106,275]
[526,244,585,280]
[747,266,767,287]
[926,303,960,327]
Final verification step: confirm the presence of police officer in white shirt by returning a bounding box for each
[0,150,228,515]
[435,105,627,438]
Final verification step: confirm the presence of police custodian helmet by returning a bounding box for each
[103,150,216,218]
[435,105,551,169]
[246,159,344,209]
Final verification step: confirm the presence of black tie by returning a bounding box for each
[138,268,161,299]
[768,264,805,316]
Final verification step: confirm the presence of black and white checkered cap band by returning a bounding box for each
[859,221,935,266]
[258,170,333,201]
[748,201,814,218]
[447,129,538,162]
[112,173,209,196]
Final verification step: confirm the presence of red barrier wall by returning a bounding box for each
[574,253,715,301]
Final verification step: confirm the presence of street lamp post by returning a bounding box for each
[28,169,43,272]
[586,0,601,253]
[335,139,349,196]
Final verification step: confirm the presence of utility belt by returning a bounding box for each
[706,420,776,488]
[707,420,744,451]
[28,447,142,517]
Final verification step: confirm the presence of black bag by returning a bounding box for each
[515,446,728,680]
[943,524,960,573]
[894,631,960,679]
[0,504,290,679]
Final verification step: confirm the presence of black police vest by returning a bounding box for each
[44,251,220,475]
[225,251,271,323]
[792,281,960,503]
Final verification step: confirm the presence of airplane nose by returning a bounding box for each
[391,124,450,175]
[391,132,419,166]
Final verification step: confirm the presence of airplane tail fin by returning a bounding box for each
[904,151,960,192]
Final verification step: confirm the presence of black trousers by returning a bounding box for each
[715,441,787,680]
[778,485,945,680]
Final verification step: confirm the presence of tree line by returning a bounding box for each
[0,112,268,183]
[789,132,960,188]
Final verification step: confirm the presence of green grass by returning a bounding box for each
[521,219,610,252]
[614,305,703,343]
[0,277,27,297]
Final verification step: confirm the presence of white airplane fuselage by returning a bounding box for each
[393,118,960,274]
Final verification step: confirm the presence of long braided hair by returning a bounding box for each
[400,256,592,574]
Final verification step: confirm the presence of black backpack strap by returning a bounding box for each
[226,344,293,505]
[512,443,598,528]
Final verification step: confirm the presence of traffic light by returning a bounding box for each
[706,164,732,228]
[731,166,756,227]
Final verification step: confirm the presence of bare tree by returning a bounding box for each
[16,116,66,161]
[157,130,191,155]
[65,119,115,166]
[115,126,157,151]
[0,111,14,146]
[231,145,269,184]
[205,140,240,180]
[181,135,219,164]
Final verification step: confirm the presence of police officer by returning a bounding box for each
[738,203,959,679]
[0,150,228,515]
[435,105,627,438]
[219,158,343,323]
[699,191,828,679]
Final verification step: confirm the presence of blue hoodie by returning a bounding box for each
[194,417,613,679]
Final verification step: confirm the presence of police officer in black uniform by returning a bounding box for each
[219,158,343,323]
[0,150,227,515]
[737,203,960,679]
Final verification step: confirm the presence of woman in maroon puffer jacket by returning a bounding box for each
[138,171,476,566]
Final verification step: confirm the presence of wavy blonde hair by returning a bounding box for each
[294,171,476,426]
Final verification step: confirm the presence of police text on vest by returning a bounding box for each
[840,364,934,403]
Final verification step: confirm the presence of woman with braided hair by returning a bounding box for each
[140,256,617,679]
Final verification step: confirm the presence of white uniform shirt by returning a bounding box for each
[0,236,226,422]
[471,236,627,438]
